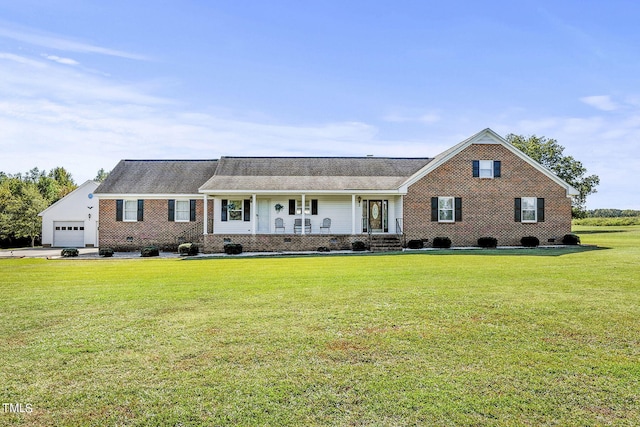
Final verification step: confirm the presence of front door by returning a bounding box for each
[369,200,383,232]
[257,199,270,233]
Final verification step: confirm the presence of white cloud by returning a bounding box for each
[0,21,148,60]
[580,95,619,111]
[42,54,79,66]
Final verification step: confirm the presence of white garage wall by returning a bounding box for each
[39,181,100,247]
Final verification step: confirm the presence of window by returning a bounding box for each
[169,199,196,222]
[221,199,250,221]
[175,200,190,222]
[431,197,462,222]
[515,197,545,223]
[117,199,143,222]
[227,200,243,221]
[521,197,537,222]
[473,160,501,178]
[124,200,138,221]
[479,160,493,178]
[288,199,318,215]
[439,197,454,222]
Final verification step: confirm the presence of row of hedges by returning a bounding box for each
[405,234,581,250]
[60,243,202,258]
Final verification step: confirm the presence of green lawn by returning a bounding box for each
[1,227,639,426]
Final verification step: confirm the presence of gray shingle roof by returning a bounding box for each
[95,160,218,194]
[200,157,432,192]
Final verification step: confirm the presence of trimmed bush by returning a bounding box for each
[351,241,367,251]
[433,237,452,249]
[224,243,243,255]
[407,239,424,249]
[178,243,199,256]
[562,233,581,245]
[99,247,114,257]
[520,236,540,247]
[61,248,79,257]
[477,237,498,248]
[141,246,160,257]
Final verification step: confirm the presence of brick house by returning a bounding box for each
[94,128,578,252]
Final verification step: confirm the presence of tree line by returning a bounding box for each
[0,168,108,248]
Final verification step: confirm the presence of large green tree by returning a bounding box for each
[506,134,600,217]
[0,167,77,247]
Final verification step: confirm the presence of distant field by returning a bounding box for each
[1,227,639,426]
[574,216,640,226]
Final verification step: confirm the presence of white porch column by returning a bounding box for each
[203,195,208,235]
[301,194,306,235]
[251,194,257,235]
[351,194,356,235]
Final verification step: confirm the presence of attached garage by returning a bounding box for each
[39,181,100,248]
[53,221,86,248]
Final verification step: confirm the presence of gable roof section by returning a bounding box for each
[400,128,580,197]
[199,157,433,193]
[38,180,99,216]
[94,160,218,195]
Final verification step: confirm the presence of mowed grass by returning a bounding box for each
[1,228,639,426]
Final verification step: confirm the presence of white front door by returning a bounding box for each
[257,199,270,233]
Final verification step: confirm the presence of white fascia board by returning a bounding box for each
[94,193,202,199]
[199,189,405,196]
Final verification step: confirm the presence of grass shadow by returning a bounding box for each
[574,229,629,235]
[184,245,605,261]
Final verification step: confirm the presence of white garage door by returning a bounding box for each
[53,222,85,247]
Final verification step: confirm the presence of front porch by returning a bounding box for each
[204,194,404,236]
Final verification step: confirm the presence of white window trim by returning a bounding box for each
[295,199,311,215]
[521,197,537,223]
[227,199,244,221]
[123,199,138,222]
[479,160,494,179]
[438,196,455,223]
[175,200,190,222]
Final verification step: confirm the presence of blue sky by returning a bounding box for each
[1,1,638,209]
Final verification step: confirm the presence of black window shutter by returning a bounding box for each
[221,199,228,222]
[168,200,175,221]
[431,197,438,221]
[514,198,522,222]
[116,199,123,221]
[455,197,462,222]
[494,161,501,178]
[311,199,318,215]
[537,198,545,222]
[137,200,144,221]
[244,199,251,221]
[289,199,296,215]
[472,160,480,177]
[190,199,197,222]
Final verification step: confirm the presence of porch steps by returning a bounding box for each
[369,235,403,252]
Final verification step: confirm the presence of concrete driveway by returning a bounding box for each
[0,247,184,259]
[0,247,99,258]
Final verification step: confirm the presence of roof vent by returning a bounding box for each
[366,154,374,157]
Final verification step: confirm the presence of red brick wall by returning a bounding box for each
[98,198,213,251]
[203,234,360,253]
[404,143,573,246]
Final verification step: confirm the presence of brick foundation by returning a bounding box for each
[203,234,368,253]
